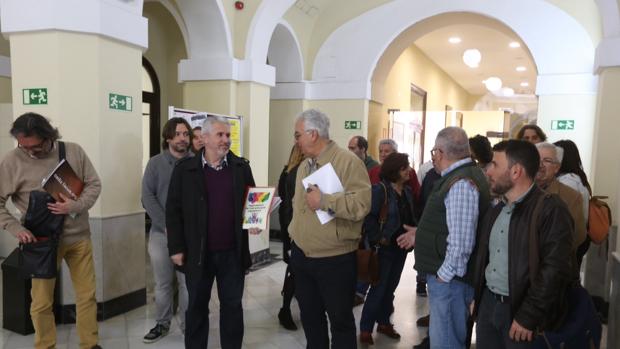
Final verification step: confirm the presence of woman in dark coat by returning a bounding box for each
[277,144,304,330]
[359,153,417,345]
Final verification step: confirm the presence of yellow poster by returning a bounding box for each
[169,106,243,157]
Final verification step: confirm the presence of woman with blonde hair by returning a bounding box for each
[276,143,304,330]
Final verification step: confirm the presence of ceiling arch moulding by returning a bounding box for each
[312,0,596,100]
[245,0,296,64]
[268,21,304,83]
[0,0,148,48]
[594,0,620,71]
[370,13,538,103]
[145,0,190,58]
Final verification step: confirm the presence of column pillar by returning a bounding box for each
[1,0,148,321]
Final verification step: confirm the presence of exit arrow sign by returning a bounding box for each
[344,120,362,130]
[109,93,132,111]
[551,120,575,130]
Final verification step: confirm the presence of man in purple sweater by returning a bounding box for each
[166,115,260,349]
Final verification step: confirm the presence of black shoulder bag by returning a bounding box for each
[18,142,66,279]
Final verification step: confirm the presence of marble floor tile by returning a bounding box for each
[0,241,609,348]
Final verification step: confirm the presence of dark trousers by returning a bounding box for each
[185,249,245,349]
[359,244,407,331]
[291,243,357,349]
[476,288,534,349]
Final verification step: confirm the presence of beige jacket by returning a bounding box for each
[0,141,101,245]
[289,141,371,257]
[545,179,586,248]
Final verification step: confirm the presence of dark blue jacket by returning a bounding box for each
[363,180,415,244]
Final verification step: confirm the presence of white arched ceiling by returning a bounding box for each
[245,0,296,63]
[594,0,620,71]
[312,0,596,99]
[267,22,303,83]
[370,13,536,102]
[177,0,275,85]
[145,0,190,58]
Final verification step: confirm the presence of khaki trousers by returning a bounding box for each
[30,239,98,349]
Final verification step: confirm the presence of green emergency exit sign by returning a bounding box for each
[23,88,48,105]
[109,93,132,111]
[345,120,361,129]
[551,120,574,130]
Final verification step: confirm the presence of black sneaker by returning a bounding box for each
[278,308,298,331]
[143,324,170,343]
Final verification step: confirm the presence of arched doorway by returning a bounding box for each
[142,57,161,171]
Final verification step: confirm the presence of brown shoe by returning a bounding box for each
[416,314,430,327]
[377,324,400,339]
[359,331,374,345]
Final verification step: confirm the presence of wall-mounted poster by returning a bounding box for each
[168,106,243,157]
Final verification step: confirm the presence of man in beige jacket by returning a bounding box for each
[289,109,371,349]
[535,142,586,249]
[0,113,102,349]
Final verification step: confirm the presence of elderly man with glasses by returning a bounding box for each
[398,127,490,349]
[535,142,586,250]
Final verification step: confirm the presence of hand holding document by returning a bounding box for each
[302,163,343,224]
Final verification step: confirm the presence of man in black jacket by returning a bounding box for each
[166,115,259,349]
[471,140,575,348]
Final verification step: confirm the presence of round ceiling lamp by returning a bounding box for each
[462,49,481,68]
[501,87,515,97]
[483,77,503,91]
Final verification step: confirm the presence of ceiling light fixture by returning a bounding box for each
[462,49,481,68]
[449,37,462,44]
[509,41,521,48]
[516,66,527,72]
[520,82,529,87]
[501,87,515,97]
[483,77,502,91]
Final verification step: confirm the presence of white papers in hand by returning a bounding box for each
[302,163,344,224]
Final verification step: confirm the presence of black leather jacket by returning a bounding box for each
[470,185,577,331]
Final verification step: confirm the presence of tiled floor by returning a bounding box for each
[0,241,608,348]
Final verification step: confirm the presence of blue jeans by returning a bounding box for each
[427,276,474,349]
[359,244,408,332]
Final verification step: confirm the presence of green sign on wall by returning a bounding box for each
[23,88,48,105]
[109,93,132,111]
[345,120,362,130]
[551,120,575,130]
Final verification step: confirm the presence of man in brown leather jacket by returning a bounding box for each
[470,140,575,348]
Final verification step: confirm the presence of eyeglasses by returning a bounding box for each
[17,139,48,153]
[541,158,558,165]
[430,148,443,157]
[294,130,313,141]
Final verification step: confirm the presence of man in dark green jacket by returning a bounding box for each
[397,127,490,348]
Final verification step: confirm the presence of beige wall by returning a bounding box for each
[183,80,237,116]
[306,99,369,150]
[143,2,187,130]
[591,68,620,242]
[371,44,472,161]
[9,31,143,217]
[0,77,11,103]
[268,99,305,186]
[537,94,597,177]
[0,31,9,56]
[461,111,506,145]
